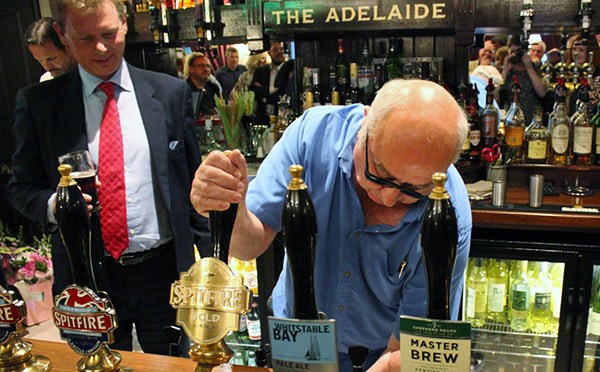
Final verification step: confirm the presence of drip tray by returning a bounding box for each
[562,186,595,197]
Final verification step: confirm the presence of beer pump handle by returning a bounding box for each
[420,173,458,320]
[209,151,239,263]
[55,164,95,290]
[281,165,320,320]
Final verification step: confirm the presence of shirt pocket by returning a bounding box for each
[167,140,185,159]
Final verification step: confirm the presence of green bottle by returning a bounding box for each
[466,257,488,327]
[487,259,509,324]
[383,38,403,82]
[510,261,530,332]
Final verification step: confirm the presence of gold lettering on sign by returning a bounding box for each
[389,5,402,20]
[432,3,446,18]
[373,5,386,21]
[415,4,429,19]
[342,7,356,21]
[325,7,339,22]
[303,9,314,23]
[288,9,299,24]
[357,6,370,21]
[406,4,411,19]
[272,10,284,25]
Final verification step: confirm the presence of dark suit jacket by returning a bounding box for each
[8,64,208,294]
[249,64,285,126]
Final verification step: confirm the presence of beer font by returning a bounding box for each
[420,172,458,320]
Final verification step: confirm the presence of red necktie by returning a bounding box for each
[97,82,129,259]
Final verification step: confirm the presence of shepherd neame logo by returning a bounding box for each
[269,4,447,25]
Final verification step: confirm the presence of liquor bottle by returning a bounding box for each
[302,67,313,111]
[525,107,548,164]
[55,164,95,290]
[467,83,482,160]
[593,102,600,165]
[529,262,552,333]
[466,257,487,327]
[549,263,564,335]
[420,173,458,320]
[549,79,570,165]
[509,260,530,332]
[457,81,471,161]
[373,63,383,92]
[335,39,350,99]
[281,165,320,320]
[312,68,322,106]
[243,259,258,295]
[348,63,360,105]
[487,259,509,324]
[480,78,499,148]
[504,76,525,164]
[246,296,261,341]
[572,79,593,165]
[383,38,403,82]
[324,67,336,105]
[358,39,375,104]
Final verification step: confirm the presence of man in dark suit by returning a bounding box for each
[8,0,207,355]
[249,42,287,125]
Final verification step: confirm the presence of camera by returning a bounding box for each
[509,48,525,64]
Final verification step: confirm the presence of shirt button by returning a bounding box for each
[129,229,135,235]
[354,232,360,237]
[127,198,133,203]
[338,305,344,311]
[345,271,351,277]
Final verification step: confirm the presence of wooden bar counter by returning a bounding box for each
[26,339,270,372]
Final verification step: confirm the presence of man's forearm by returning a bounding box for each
[228,205,276,260]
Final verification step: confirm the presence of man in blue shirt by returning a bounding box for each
[191,80,472,371]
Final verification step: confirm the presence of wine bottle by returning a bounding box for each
[383,38,403,82]
[349,63,360,105]
[480,78,499,148]
[358,39,375,104]
[335,39,350,99]
[457,81,471,161]
[525,107,548,164]
[509,261,530,332]
[592,101,600,165]
[281,165,319,320]
[466,257,487,327]
[529,262,552,333]
[246,295,261,341]
[504,76,525,163]
[55,164,95,290]
[312,68,322,107]
[487,259,509,324]
[467,83,482,160]
[549,79,570,165]
[549,263,564,335]
[324,67,336,105]
[420,172,457,320]
[572,79,593,165]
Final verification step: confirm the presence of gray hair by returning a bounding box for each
[25,17,65,50]
[50,0,126,30]
[360,79,469,163]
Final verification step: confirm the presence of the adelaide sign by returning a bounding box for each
[263,0,455,33]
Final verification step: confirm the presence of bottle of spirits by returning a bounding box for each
[480,78,499,148]
[324,67,336,105]
[504,76,526,164]
[457,81,471,161]
[467,83,482,160]
[420,173,458,320]
[529,262,552,333]
[510,260,530,332]
[549,263,564,335]
[549,79,570,165]
[312,68,322,106]
[348,63,360,105]
[572,79,593,165]
[335,39,350,99]
[487,259,509,324]
[301,67,313,111]
[383,37,403,82]
[593,102,600,165]
[525,107,549,164]
[358,39,375,104]
[466,257,488,327]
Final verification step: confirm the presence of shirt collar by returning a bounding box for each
[79,58,132,98]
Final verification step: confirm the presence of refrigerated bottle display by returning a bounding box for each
[584,266,600,370]
[466,257,488,327]
[466,259,564,372]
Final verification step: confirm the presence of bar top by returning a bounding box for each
[26,339,270,372]
[470,186,600,232]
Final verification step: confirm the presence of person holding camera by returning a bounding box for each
[499,36,547,124]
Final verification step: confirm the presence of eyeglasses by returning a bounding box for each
[192,63,211,68]
[364,130,430,200]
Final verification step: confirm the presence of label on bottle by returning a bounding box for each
[551,286,561,319]
[470,130,481,147]
[533,289,551,310]
[551,124,569,154]
[247,319,261,340]
[466,287,475,318]
[461,130,471,151]
[488,282,506,312]
[589,310,600,336]
[596,130,600,155]
[511,284,529,311]
[482,115,497,139]
[505,126,524,146]
[475,286,487,313]
[527,138,548,159]
[239,314,247,332]
[358,66,373,89]
[574,127,593,154]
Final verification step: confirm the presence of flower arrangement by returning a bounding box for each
[0,223,52,285]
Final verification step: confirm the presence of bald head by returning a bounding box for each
[362,80,468,167]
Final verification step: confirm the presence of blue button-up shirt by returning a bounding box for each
[246,104,471,370]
